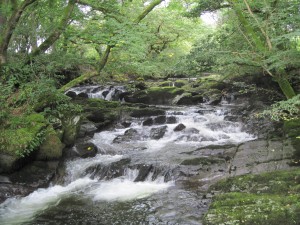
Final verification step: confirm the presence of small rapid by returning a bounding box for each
[0,104,256,225]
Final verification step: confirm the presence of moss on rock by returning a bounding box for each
[203,169,300,225]
[36,127,65,160]
[0,113,47,173]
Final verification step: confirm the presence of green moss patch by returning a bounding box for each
[203,169,300,225]
[148,86,185,95]
[0,113,46,157]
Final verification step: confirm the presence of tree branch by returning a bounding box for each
[26,0,76,62]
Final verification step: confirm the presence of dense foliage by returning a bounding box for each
[0,0,299,155]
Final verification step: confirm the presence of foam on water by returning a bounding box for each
[65,154,123,182]
[0,178,96,225]
[0,105,256,224]
[91,178,173,202]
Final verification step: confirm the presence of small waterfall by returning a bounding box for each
[67,85,126,101]
[0,104,256,224]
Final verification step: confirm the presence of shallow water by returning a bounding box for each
[0,105,255,225]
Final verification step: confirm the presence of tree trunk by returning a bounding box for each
[134,0,164,24]
[60,0,164,91]
[60,44,114,92]
[60,72,98,92]
[0,0,37,67]
[97,45,113,73]
[26,0,76,62]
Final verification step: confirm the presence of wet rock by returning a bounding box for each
[134,164,153,182]
[197,109,215,115]
[78,121,98,138]
[174,123,186,132]
[143,118,154,126]
[36,127,65,160]
[9,161,59,187]
[121,121,132,128]
[181,157,225,166]
[102,90,109,98]
[91,86,102,93]
[113,128,140,143]
[185,128,200,134]
[154,115,167,124]
[166,116,177,124]
[172,111,184,115]
[86,110,106,123]
[87,158,131,180]
[204,89,222,105]
[174,81,186,88]
[150,126,168,140]
[230,139,295,176]
[65,91,77,99]
[77,92,89,98]
[73,142,98,158]
[0,183,35,204]
[130,108,165,118]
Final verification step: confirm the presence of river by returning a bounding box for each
[0,102,256,224]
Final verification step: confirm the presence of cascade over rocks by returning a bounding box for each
[113,128,141,143]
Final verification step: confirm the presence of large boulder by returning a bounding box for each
[166,116,177,124]
[174,123,186,132]
[73,142,98,158]
[125,87,184,105]
[78,121,98,138]
[36,127,65,160]
[203,89,223,105]
[113,128,140,143]
[173,93,204,105]
[143,118,154,126]
[0,161,59,203]
[150,126,168,140]
[154,115,167,124]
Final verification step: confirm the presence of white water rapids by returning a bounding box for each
[0,105,256,225]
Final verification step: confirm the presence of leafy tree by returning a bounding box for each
[190,0,300,99]
[60,0,166,91]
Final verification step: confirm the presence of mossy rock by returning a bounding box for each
[0,113,46,157]
[85,98,120,109]
[204,192,300,225]
[0,113,47,173]
[36,127,65,160]
[78,98,120,130]
[204,169,300,225]
[125,87,184,105]
[173,93,204,105]
[174,80,188,88]
[159,81,173,87]
[203,89,223,105]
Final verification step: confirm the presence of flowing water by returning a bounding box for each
[0,103,256,225]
